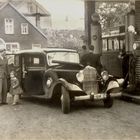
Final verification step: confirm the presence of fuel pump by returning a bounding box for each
[90,13,102,54]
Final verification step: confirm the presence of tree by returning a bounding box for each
[96,2,128,31]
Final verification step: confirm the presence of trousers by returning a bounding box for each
[0,77,8,103]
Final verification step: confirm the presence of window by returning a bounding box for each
[21,23,29,34]
[5,18,14,34]
[32,44,41,49]
[47,52,80,66]
[114,39,119,50]
[102,40,108,51]
[5,42,20,53]
[28,2,34,13]
[25,55,45,67]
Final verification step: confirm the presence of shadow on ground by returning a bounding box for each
[21,96,107,113]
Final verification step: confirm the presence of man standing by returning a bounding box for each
[0,48,9,105]
[80,45,103,73]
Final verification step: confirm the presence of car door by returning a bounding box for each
[22,53,46,95]
[14,54,29,93]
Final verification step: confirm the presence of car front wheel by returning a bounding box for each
[61,86,70,114]
[103,98,113,108]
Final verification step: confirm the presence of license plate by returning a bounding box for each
[94,94,106,99]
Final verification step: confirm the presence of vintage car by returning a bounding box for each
[11,48,121,114]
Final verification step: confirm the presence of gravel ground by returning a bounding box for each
[0,95,140,140]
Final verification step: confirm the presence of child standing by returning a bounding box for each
[10,71,23,105]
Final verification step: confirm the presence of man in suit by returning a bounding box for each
[80,45,103,73]
[0,48,9,105]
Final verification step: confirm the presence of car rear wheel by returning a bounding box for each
[61,86,70,114]
[103,98,113,108]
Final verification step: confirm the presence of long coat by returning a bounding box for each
[0,57,9,103]
[0,57,9,79]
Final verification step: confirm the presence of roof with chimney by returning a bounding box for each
[0,2,48,40]
[0,0,51,16]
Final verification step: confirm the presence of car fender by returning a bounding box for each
[106,80,120,93]
[58,78,82,92]
[107,80,119,91]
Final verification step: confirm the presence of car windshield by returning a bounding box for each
[46,51,80,66]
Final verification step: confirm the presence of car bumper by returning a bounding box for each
[74,92,122,101]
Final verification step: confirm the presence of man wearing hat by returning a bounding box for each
[0,47,9,105]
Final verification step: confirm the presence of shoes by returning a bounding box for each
[12,103,16,105]
[1,102,8,105]
[12,102,20,105]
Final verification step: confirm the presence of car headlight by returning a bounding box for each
[133,43,140,50]
[76,70,84,83]
[46,77,53,88]
[133,43,137,50]
[101,71,109,81]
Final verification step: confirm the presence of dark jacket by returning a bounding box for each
[80,52,103,73]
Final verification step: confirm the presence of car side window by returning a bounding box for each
[25,54,44,67]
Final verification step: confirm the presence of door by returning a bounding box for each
[21,53,45,95]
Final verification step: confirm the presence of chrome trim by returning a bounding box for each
[74,92,122,101]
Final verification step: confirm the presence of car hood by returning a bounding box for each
[51,60,83,70]
[49,62,84,83]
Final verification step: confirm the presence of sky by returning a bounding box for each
[36,0,84,30]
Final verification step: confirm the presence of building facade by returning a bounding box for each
[0,0,51,30]
[0,3,48,52]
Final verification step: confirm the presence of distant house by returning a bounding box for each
[0,3,48,52]
[0,0,51,30]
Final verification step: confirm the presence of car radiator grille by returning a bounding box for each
[83,66,98,95]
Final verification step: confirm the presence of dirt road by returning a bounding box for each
[0,96,140,140]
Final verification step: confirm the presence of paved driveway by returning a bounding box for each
[0,96,140,140]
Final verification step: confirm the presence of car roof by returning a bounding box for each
[43,48,77,52]
[11,48,78,55]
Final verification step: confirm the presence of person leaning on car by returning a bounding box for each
[80,45,103,73]
[0,48,9,105]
